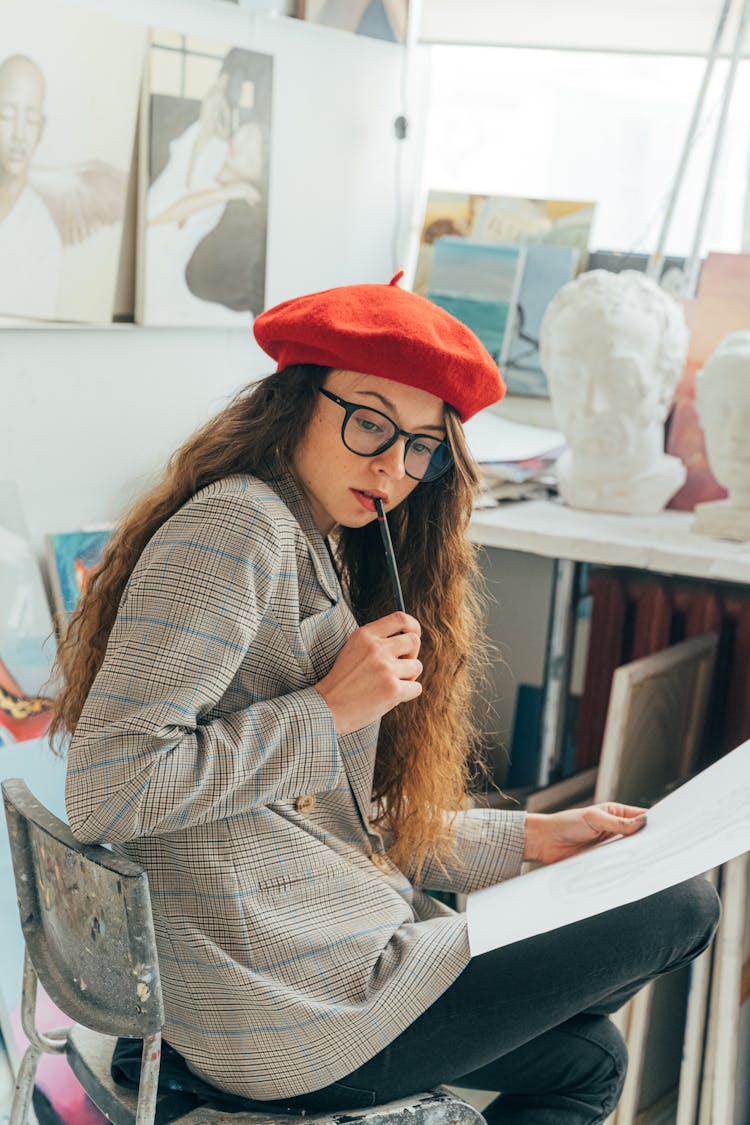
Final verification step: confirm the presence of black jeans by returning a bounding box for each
[283,876,720,1124]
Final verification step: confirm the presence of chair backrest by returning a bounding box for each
[2,778,164,1038]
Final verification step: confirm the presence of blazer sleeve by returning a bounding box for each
[66,490,340,845]
[405,807,527,894]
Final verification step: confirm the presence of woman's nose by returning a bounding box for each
[373,437,407,478]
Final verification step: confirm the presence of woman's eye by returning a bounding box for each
[411,441,432,458]
[355,416,384,434]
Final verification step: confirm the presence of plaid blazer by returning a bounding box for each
[66,467,526,1099]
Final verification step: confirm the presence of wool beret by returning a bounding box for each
[253,272,505,422]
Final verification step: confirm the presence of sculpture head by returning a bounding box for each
[539,269,688,463]
[696,330,750,504]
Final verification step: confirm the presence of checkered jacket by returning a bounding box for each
[66,467,526,1099]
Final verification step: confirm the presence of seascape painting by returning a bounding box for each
[0,0,144,323]
[138,31,273,327]
[426,237,526,368]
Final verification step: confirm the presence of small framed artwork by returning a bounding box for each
[296,1,409,44]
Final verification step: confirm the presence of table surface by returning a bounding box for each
[470,499,750,585]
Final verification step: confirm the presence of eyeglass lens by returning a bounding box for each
[343,408,451,481]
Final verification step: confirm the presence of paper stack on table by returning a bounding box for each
[464,410,565,503]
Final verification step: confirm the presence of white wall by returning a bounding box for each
[1,0,430,555]
[419,0,749,56]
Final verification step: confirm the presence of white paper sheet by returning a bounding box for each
[463,410,564,464]
[467,741,750,956]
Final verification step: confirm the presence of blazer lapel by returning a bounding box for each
[261,464,339,605]
[259,465,379,833]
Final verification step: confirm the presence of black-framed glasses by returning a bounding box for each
[320,389,453,482]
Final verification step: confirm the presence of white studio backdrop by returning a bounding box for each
[418,0,750,56]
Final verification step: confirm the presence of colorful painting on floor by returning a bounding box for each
[426,237,526,368]
[137,31,273,327]
[46,528,113,620]
[0,0,144,324]
[0,482,55,746]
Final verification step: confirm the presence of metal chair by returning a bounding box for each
[2,778,484,1125]
[2,777,163,1125]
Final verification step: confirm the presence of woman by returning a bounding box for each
[58,275,719,1124]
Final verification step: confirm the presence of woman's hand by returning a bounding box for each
[314,612,422,735]
[524,804,647,865]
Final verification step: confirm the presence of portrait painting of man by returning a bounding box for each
[0,0,144,323]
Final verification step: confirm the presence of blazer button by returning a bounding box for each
[294,795,316,814]
[370,853,389,872]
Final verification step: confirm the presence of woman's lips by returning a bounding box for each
[351,489,387,512]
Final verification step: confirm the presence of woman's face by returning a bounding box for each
[292,370,446,536]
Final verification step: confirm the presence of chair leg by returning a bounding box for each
[135,1030,163,1125]
[9,1044,42,1125]
[9,952,70,1125]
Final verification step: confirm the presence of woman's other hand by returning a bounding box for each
[314,612,422,735]
[524,804,647,865]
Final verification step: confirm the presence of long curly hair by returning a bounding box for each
[51,364,490,874]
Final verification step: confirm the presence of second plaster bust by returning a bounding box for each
[693,330,750,540]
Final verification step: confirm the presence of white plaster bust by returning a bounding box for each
[539,269,689,514]
[693,330,750,540]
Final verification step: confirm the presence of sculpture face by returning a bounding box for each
[697,335,750,502]
[546,305,663,460]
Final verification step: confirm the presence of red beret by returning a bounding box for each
[253,273,505,422]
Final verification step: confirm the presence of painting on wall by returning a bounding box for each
[504,243,579,397]
[426,237,526,368]
[136,31,273,327]
[0,482,56,746]
[46,527,113,621]
[0,0,144,324]
[413,190,595,297]
[296,0,409,44]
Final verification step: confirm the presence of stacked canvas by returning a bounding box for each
[415,190,592,397]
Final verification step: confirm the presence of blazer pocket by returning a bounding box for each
[255,857,346,893]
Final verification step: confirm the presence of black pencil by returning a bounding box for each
[374,498,406,614]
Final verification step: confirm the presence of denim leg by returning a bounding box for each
[461,1013,628,1125]
[284,876,720,1120]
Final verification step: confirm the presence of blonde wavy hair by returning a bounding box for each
[51,365,490,875]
